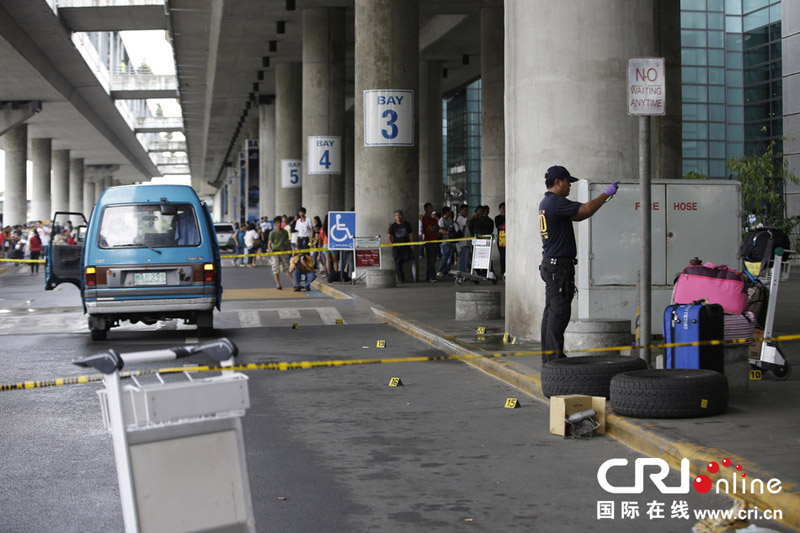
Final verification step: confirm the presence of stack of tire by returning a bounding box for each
[542,356,728,418]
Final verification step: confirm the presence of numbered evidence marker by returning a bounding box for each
[364,89,414,146]
[307,136,342,174]
[280,159,302,188]
[388,377,404,387]
[376,340,386,348]
[749,369,763,381]
[504,398,521,409]
[476,326,486,334]
[335,318,344,325]
[503,333,517,344]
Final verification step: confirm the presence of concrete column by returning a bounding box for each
[784,0,800,232]
[226,168,237,223]
[504,0,656,342]
[2,124,27,226]
[344,109,355,210]
[355,0,419,267]
[275,62,303,218]
[302,7,346,219]
[419,60,443,211]
[259,99,276,218]
[83,179,95,215]
[94,180,104,204]
[654,0,681,179]
[31,138,52,222]
[52,150,70,213]
[69,158,84,214]
[481,6,505,211]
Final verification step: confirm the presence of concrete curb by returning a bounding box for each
[310,279,352,300]
[371,306,800,530]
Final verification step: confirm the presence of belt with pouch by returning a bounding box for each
[544,257,577,266]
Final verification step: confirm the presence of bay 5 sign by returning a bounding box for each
[627,57,665,116]
[364,89,414,146]
[280,159,302,188]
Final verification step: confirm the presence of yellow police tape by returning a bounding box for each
[0,236,480,262]
[221,236,477,259]
[1,333,796,392]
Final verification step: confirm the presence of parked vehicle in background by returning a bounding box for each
[45,184,222,340]
[214,222,236,251]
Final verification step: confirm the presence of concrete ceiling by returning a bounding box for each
[167,0,499,198]
[0,0,161,183]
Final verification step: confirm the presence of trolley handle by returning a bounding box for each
[73,338,238,374]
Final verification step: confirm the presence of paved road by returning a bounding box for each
[0,264,786,532]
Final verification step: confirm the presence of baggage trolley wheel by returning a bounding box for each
[772,361,791,380]
[473,279,480,285]
[455,276,464,286]
[491,277,498,285]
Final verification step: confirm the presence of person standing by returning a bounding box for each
[244,223,258,267]
[268,216,291,289]
[421,202,439,282]
[28,229,42,275]
[436,206,457,278]
[233,223,246,267]
[295,207,314,250]
[455,204,470,272]
[388,210,415,283]
[539,165,619,364]
[495,202,506,278]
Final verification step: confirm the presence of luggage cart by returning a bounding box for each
[73,339,256,533]
[452,235,498,286]
[749,248,792,379]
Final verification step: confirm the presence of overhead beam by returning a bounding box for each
[134,116,183,133]
[57,0,168,32]
[110,74,178,99]
[0,101,41,136]
[147,140,187,153]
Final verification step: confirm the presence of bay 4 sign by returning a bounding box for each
[627,57,665,116]
[308,136,341,174]
[364,90,414,146]
[597,457,782,495]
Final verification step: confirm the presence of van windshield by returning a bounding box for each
[98,203,201,249]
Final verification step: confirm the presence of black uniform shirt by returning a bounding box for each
[539,192,582,258]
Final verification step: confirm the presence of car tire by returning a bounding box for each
[541,355,647,398]
[610,369,728,419]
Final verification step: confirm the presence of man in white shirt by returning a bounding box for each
[456,204,471,272]
[295,207,314,250]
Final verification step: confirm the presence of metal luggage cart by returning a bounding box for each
[452,234,498,286]
[748,248,792,379]
[73,339,256,533]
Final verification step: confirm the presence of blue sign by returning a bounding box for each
[327,211,356,251]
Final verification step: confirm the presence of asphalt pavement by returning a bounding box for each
[0,259,796,531]
[312,264,800,531]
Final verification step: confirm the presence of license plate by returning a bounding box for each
[134,272,166,286]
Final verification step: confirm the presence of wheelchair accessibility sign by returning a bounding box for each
[327,211,356,251]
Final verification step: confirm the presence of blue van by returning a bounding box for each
[45,184,222,340]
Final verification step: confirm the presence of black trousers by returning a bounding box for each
[540,261,575,365]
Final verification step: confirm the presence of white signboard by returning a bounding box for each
[627,57,665,116]
[280,159,302,188]
[307,136,342,174]
[364,90,414,146]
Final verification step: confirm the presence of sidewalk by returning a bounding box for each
[313,274,800,530]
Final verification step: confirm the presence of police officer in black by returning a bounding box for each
[539,165,619,364]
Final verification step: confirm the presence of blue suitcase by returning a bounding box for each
[663,303,724,372]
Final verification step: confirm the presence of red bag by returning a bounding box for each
[672,262,748,314]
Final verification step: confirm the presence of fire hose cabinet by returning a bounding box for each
[576,180,741,333]
[76,340,256,533]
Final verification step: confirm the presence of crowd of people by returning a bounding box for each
[388,202,506,284]
[0,220,77,275]
[226,201,506,290]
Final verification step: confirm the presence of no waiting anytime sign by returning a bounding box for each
[627,57,665,116]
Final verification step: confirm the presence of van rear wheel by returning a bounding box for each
[197,311,214,337]
[90,328,107,341]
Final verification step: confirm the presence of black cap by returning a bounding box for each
[545,165,579,183]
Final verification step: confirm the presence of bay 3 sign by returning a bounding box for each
[627,57,665,116]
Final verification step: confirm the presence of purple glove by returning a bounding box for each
[604,181,620,196]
